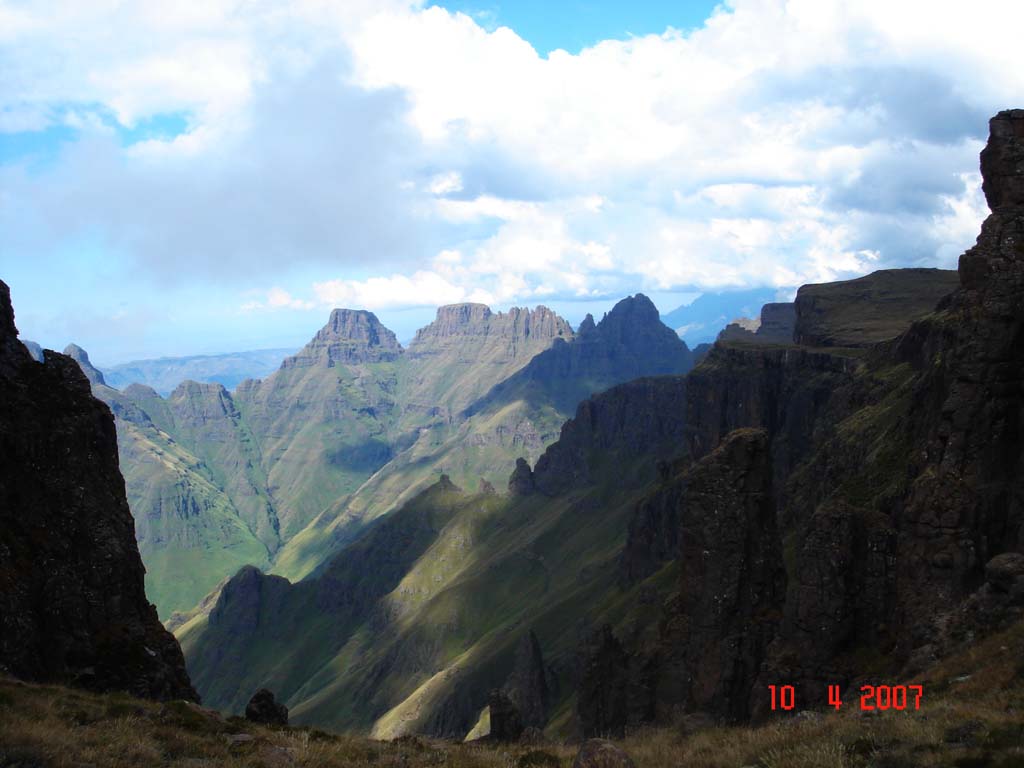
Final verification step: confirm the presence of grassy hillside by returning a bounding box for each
[179,374,694,738]
[96,296,692,616]
[5,614,1024,767]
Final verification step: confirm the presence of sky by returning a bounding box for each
[1,0,1020,365]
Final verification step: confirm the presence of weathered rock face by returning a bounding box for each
[980,109,1024,209]
[282,308,403,368]
[794,268,959,348]
[659,429,784,721]
[0,280,197,702]
[245,688,289,725]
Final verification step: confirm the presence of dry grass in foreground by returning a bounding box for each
[1,618,1022,768]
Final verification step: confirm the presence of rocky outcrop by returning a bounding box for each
[577,625,629,738]
[508,458,536,496]
[794,268,958,348]
[0,279,197,702]
[245,688,289,725]
[488,689,523,741]
[281,308,402,368]
[980,108,1024,209]
[502,630,550,729]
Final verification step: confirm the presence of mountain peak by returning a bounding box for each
[63,343,107,387]
[595,293,683,348]
[409,303,573,354]
[284,308,402,368]
[981,109,1024,210]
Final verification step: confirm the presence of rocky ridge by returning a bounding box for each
[582,109,1024,728]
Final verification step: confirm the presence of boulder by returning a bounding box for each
[985,553,1024,595]
[572,739,636,768]
[245,688,288,726]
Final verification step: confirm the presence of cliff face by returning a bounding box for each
[602,110,1024,725]
[793,268,958,348]
[0,281,197,701]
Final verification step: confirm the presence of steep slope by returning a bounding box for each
[0,280,196,701]
[101,383,272,619]
[271,297,693,580]
[582,109,1024,729]
[101,347,295,394]
[183,110,1024,740]
[178,374,691,736]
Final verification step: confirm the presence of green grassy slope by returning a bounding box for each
[179,374,693,738]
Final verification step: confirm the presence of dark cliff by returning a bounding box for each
[0,280,197,701]
[589,109,1024,727]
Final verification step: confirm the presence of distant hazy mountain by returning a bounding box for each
[101,348,296,395]
[660,288,779,344]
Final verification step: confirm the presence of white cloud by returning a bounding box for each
[312,271,493,310]
[1,0,1017,335]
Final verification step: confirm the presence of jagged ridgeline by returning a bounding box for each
[178,110,1023,741]
[65,295,693,618]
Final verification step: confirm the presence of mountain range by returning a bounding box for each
[0,109,1022,767]
[58,296,694,618]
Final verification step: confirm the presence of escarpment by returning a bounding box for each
[599,109,1024,726]
[0,280,197,702]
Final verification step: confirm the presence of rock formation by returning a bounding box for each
[502,630,550,729]
[577,625,629,739]
[0,280,197,701]
[245,688,289,725]
[508,457,536,496]
[487,689,523,741]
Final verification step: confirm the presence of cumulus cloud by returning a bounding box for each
[2,0,1020,331]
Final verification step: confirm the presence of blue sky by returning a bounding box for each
[1,0,1017,364]
[425,0,720,54]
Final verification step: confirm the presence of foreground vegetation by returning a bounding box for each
[2,617,1022,767]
